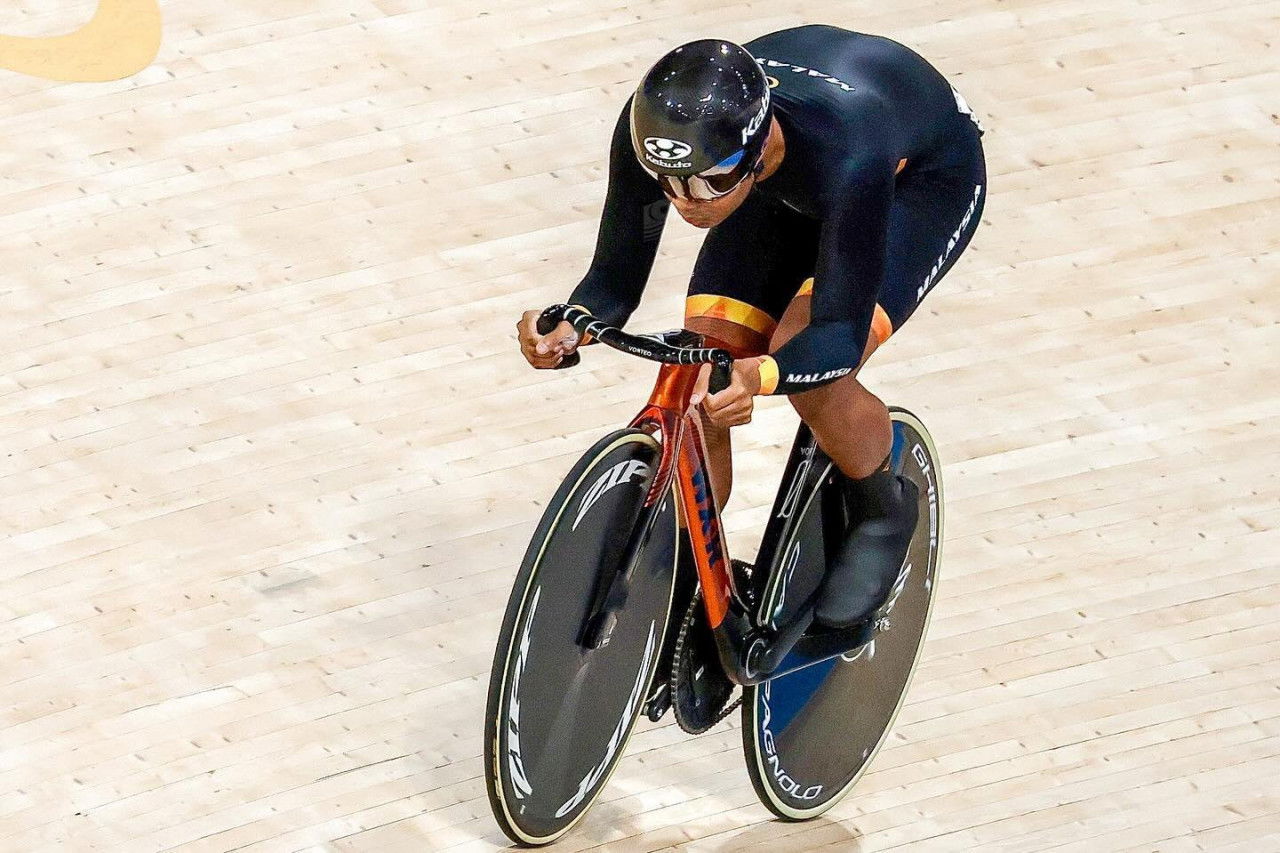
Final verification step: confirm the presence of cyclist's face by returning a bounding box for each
[669,172,755,229]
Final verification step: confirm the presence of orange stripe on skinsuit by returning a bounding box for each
[685,294,777,338]
[871,304,894,347]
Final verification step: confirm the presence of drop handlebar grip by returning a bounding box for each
[708,362,732,395]
[532,304,733,379]
[535,311,581,370]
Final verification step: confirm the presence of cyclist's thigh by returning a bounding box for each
[686,192,820,356]
[769,132,986,363]
[879,130,987,332]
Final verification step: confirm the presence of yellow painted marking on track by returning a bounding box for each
[0,0,161,82]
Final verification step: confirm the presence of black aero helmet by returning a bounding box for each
[630,39,772,198]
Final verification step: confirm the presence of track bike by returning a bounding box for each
[484,304,943,846]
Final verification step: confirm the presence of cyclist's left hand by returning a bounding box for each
[692,357,764,428]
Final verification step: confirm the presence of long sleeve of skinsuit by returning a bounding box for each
[566,98,670,327]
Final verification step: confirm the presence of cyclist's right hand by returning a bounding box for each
[517,309,581,369]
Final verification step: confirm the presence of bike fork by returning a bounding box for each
[578,493,669,650]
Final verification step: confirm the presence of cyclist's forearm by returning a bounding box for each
[758,319,867,396]
[570,181,664,325]
[569,100,670,327]
[567,265,645,328]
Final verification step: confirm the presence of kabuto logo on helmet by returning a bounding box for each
[741,90,770,145]
[644,137,694,162]
[632,40,771,175]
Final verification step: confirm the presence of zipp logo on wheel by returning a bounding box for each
[574,460,651,530]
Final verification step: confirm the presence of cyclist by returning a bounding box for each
[517,25,985,629]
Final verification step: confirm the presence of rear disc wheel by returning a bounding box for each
[742,409,943,819]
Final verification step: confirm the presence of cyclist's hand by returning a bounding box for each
[692,357,763,428]
[517,309,580,369]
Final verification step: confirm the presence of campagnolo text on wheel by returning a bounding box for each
[488,24,984,846]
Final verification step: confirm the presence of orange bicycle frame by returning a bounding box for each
[628,360,740,630]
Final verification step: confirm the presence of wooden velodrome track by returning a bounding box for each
[2,0,1277,850]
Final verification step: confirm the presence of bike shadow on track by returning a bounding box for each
[700,818,863,852]
[572,806,864,852]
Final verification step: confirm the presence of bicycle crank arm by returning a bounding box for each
[642,681,672,722]
[752,603,816,676]
[792,620,877,670]
[753,620,879,683]
[741,591,883,682]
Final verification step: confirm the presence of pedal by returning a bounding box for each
[643,683,672,722]
[756,601,817,676]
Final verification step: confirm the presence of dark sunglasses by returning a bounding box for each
[641,148,761,201]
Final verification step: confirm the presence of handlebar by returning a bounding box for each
[536,304,734,394]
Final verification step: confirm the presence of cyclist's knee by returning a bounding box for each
[788,372,867,424]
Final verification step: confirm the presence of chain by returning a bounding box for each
[671,592,742,734]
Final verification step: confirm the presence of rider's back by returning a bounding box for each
[745,25,975,172]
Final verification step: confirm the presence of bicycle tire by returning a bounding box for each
[484,429,678,846]
[741,408,944,820]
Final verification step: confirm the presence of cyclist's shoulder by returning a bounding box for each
[748,28,894,117]
[748,26,945,90]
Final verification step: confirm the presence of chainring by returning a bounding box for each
[671,590,740,735]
